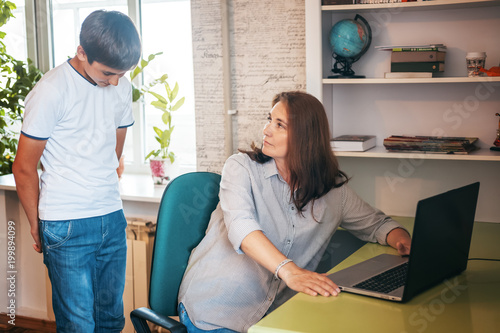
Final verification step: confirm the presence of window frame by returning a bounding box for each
[24,0,195,175]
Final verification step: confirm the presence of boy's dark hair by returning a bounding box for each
[80,10,141,70]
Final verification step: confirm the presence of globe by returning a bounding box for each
[328,15,372,78]
[329,19,368,59]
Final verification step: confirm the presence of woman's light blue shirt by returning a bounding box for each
[178,153,403,332]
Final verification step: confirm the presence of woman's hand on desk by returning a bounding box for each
[240,231,340,297]
[279,263,341,297]
[386,227,412,256]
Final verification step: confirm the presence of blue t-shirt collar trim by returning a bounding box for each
[66,59,97,86]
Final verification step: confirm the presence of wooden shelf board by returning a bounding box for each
[322,77,500,84]
[334,146,500,161]
[322,0,500,12]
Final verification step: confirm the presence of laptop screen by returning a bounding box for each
[403,182,480,301]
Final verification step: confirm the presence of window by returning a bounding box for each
[48,0,196,173]
[1,0,28,136]
[2,0,27,61]
[140,1,196,170]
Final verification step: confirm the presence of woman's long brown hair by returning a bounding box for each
[242,91,348,216]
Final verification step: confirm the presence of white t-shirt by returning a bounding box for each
[21,60,134,220]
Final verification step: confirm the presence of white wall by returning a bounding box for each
[193,0,307,170]
[0,190,48,319]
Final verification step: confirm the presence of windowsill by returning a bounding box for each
[118,173,165,203]
[0,173,166,204]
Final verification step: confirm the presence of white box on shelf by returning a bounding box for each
[331,135,376,151]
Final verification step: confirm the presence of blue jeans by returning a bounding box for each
[40,210,128,333]
[178,303,239,333]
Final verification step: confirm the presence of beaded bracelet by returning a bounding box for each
[274,258,293,280]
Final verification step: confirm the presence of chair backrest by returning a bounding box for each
[148,172,221,317]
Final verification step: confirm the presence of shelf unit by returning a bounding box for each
[307,0,500,162]
[305,0,500,222]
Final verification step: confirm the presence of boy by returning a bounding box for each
[12,10,141,332]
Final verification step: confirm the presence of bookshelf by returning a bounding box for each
[306,0,500,162]
[305,0,500,222]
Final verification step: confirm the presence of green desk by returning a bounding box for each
[249,217,500,333]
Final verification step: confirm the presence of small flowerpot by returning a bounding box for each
[149,157,173,186]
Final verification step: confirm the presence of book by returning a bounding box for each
[355,0,417,3]
[391,62,444,73]
[392,47,447,52]
[383,136,478,154]
[391,51,446,63]
[322,0,355,4]
[375,44,446,51]
[384,72,433,78]
[331,135,376,152]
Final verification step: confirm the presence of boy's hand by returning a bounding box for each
[31,224,42,253]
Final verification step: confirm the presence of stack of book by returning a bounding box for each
[383,136,478,154]
[331,135,376,152]
[376,44,447,78]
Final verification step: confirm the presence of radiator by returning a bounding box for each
[123,217,156,333]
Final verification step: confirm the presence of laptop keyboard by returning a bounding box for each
[353,262,409,294]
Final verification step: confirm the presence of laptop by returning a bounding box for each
[327,182,480,302]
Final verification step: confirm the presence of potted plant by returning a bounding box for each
[130,53,185,185]
[0,0,43,175]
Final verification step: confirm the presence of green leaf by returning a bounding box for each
[162,111,171,125]
[171,97,185,111]
[168,125,175,135]
[151,100,167,111]
[153,126,163,138]
[132,86,141,102]
[168,152,175,164]
[130,66,142,81]
[6,1,17,10]
[148,52,163,61]
[170,82,179,102]
[161,130,171,146]
[145,149,161,160]
[149,91,168,104]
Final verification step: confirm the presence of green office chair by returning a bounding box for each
[130,171,221,333]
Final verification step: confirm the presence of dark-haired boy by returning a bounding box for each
[13,10,141,332]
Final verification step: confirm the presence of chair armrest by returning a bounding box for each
[130,307,187,333]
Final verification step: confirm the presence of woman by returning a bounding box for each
[178,91,411,332]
